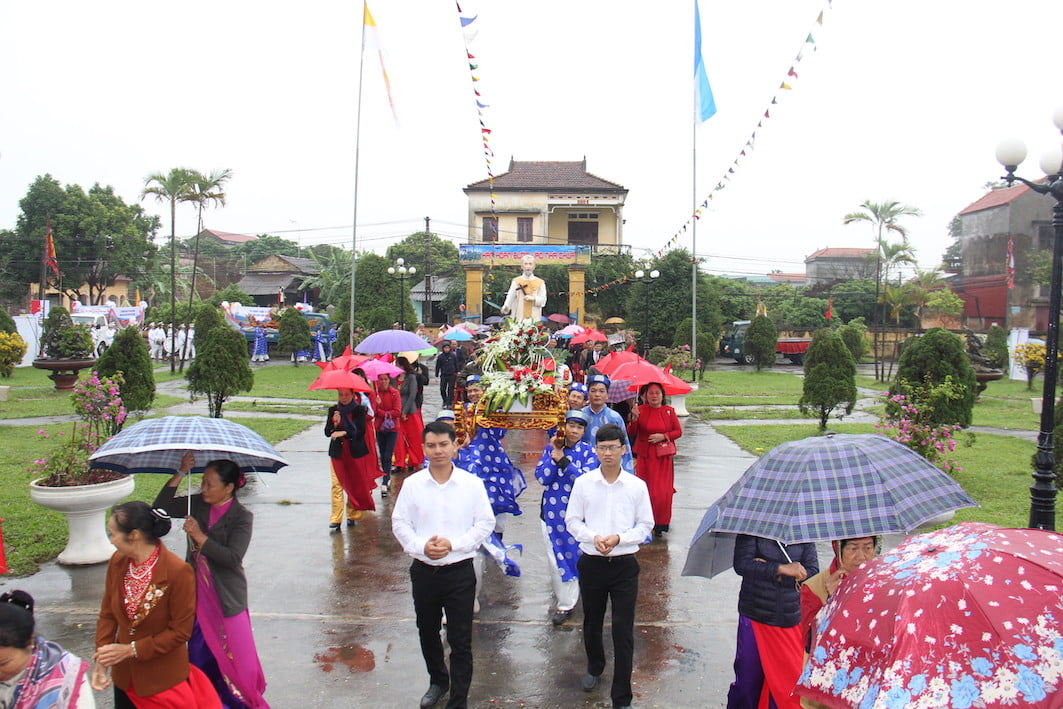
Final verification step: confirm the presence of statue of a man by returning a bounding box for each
[500,254,547,321]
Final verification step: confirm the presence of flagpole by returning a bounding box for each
[690,0,698,369]
[38,221,49,302]
[349,0,369,348]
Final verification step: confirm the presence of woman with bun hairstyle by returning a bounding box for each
[154,455,269,708]
[0,590,94,708]
[92,501,220,708]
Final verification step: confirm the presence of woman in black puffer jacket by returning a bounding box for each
[726,534,818,709]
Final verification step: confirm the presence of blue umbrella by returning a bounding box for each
[355,329,433,354]
[682,433,978,578]
[440,329,474,342]
[89,416,288,475]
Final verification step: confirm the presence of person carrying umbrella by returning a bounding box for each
[392,357,425,474]
[324,387,377,530]
[626,382,683,537]
[534,409,599,627]
[727,535,819,709]
[154,455,270,708]
[372,373,402,497]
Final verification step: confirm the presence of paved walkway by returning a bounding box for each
[0,361,1039,707]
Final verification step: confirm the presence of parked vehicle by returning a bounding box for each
[223,305,331,350]
[721,320,812,365]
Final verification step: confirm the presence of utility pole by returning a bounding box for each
[424,216,432,326]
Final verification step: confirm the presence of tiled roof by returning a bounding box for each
[236,273,304,295]
[805,247,875,261]
[768,273,807,283]
[958,183,1032,215]
[200,229,258,244]
[465,159,626,192]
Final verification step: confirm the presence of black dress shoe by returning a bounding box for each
[581,673,599,692]
[551,609,572,626]
[346,519,357,527]
[419,684,446,708]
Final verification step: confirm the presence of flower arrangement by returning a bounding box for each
[478,319,559,411]
[31,371,128,486]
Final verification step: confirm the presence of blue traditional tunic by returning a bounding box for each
[312,329,328,361]
[535,439,598,582]
[581,404,634,472]
[251,326,269,359]
[457,424,526,516]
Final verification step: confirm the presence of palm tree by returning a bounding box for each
[843,200,923,380]
[142,168,196,372]
[180,169,233,370]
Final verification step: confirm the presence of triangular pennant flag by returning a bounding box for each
[788,67,798,78]
[780,82,792,90]
[817,11,824,24]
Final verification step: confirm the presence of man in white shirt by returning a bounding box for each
[392,420,495,709]
[565,423,653,709]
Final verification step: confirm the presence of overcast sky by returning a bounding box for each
[2,0,1061,281]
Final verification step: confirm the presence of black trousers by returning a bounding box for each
[439,374,456,405]
[411,558,476,709]
[577,553,640,707]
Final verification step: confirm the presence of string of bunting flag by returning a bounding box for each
[456,2,497,218]
[654,2,833,260]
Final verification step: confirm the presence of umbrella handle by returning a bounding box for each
[776,540,793,563]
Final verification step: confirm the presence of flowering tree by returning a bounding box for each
[877,375,970,474]
[72,372,128,438]
[1012,343,1048,390]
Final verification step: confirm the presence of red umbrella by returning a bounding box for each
[570,329,608,345]
[799,522,1063,708]
[610,360,692,395]
[308,368,372,392]
[596,350,643,376]
[546,313,570,323]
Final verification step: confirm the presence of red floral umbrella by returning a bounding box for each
[609,359,692,395]
[798,522,1063,709]
[308,368,372,393]
[569,329,608,345]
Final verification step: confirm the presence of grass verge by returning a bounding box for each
[1,417,313,577]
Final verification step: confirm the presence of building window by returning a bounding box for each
[568,212,599,220]
[517,217,532,242]
[482,217,498,242]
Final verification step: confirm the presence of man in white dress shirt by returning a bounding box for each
[392,420,495,709]
[565,423,653,709]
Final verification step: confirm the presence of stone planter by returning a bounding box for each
[1033,397,1044,415]
[671,382,698,417]
[31,358,96,392]
[30,475,135,565]
[0,385,9,402]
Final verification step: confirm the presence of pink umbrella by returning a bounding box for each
[546,313,570,323]
[358,358,403,380]
[556,324,585,338]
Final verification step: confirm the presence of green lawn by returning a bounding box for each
[692,406,812,421]
[1,416,313,577]
[246,364,338,401]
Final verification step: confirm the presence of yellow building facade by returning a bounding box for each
[462,159,627,323]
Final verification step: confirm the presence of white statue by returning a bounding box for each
[500,255,547,321]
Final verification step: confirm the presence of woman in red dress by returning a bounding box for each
[390,357,424,473]
[626,382,683,537]
[325,387,378,530]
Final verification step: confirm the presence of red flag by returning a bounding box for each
[0,518,7,575]
[1007,236,1015,289]
[43,220,60,279]
[825,295,833,320]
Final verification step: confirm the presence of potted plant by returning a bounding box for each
[32,306,96,391]
[28,372,133,565]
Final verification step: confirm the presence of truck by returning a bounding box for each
[70,303,145,356]
[222,304,332,350]
[720,320,813,366]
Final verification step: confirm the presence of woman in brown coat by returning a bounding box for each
[91,501,220,708]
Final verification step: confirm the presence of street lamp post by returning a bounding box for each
[995,105,1063,530]
[387,257,417,331]
[633,268,659,356]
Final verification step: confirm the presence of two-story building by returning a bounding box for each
[461,159,628,323]
[804,247,875,285]
[953,182,1053,331]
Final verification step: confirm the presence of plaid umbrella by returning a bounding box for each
[89,416,288,475]
[682,433,978,577]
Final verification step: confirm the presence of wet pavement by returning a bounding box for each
[1,389,757,708]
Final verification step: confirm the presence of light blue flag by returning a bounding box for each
[694,0,717,122]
